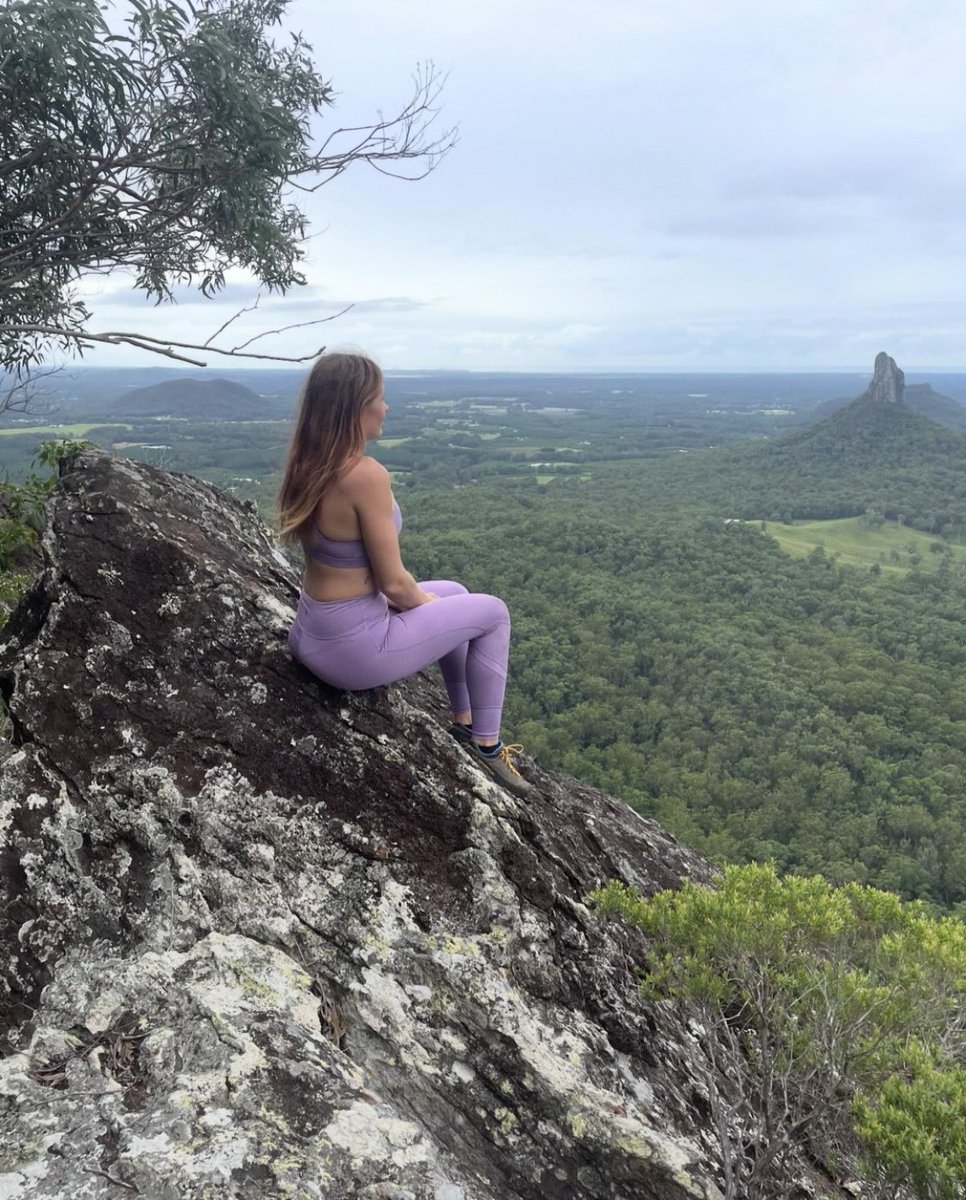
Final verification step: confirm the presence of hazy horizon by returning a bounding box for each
[27,362,966,379]
[63,1,966,375]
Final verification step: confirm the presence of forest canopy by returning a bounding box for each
[402,477,966,913]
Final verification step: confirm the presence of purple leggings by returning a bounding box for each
[288,580,510,738]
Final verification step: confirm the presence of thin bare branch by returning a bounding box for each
[231,306,352,352]
[0,365,62,419]
[204,293,263,347]
[0,324,327,367]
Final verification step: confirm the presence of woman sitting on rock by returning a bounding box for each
[277,352,531,797]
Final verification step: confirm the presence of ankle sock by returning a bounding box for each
[475,739,502,757]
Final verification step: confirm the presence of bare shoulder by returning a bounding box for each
[341,455,390,498]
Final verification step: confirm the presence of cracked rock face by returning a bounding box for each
[1,450,723,1199]
[863,351,905,405]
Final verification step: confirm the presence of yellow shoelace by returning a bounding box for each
[498,744,525,777]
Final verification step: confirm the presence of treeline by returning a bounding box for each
[587,400,966,534]
[0,421,292,485]
[401,477,966,912]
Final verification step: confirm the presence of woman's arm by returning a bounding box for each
[346,458,435,609]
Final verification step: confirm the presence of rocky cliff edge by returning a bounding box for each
[0,450,728,1200]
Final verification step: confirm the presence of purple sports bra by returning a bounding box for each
[304,500,402,569]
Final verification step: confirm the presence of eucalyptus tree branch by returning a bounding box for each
[0,365,61,418]
[203,295,264,347]
[0,317,343,368]
[230,307,352,352]
[0,0,455,383]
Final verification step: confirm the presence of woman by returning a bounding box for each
[278,352,531,797]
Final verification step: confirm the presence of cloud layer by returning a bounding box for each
[81,0,966,371]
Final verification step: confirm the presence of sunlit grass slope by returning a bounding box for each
[762,517,966,573]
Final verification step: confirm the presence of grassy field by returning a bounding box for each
[762,517,965,573]
[0,422,133,438]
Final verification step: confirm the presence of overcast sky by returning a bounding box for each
[85,0,966,372]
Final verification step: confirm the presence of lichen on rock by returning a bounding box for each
[1,450,733,1198]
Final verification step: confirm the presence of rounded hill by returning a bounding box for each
[105,377,270,419]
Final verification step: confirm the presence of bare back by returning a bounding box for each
[301,457,386,602]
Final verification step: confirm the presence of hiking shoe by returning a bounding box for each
[465,741,532,798]
[448,722,474,745]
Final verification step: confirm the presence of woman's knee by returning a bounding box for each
[421,579,468,597]
[476,593,509,626]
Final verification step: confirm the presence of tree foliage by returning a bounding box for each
[0,438,90,624]
[402,481,966,912]
[0,0,454,374]
[854,1054,966,1200]
[565,400,966,537]
[592,864,966,1200]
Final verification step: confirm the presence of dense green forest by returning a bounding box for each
[585,400,966,534]
[401,478,966,913]
[4,368,966,913]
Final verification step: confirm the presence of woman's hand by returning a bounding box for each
[388,590,437,611]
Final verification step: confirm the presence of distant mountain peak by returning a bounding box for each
[106,376,265,419]
[861,352,905,405]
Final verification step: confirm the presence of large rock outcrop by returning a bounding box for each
[0,452,771,1199]
[861,351,905,405]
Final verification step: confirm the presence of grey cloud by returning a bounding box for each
[729,160,910,203]
[70,1,966,371]
[662,201,860,240]
[98,280,264,308]
[290,296,431,314]
[664,188,966,243]
[101,290,430,316]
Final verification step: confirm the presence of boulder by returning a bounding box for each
[0,450,726,1198]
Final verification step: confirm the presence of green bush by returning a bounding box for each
[592,864,965,1199]
[854,1052,966,1200]
[1,438,90,624]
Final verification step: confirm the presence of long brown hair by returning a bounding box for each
[276,352,383,543]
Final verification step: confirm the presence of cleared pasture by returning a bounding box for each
[762,517,965,573]
[0,422,132,438]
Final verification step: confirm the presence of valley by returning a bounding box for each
[3,359,966,911]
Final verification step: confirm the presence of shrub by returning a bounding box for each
[592,863,965,1199]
